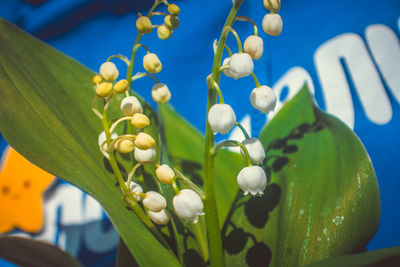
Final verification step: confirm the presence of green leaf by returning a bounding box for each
[223,85,380,266]
[0,236,82,267]
[305,247,400,267]
[0,19,179,267]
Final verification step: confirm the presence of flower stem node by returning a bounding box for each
[241,138,266,164]
[262,13,283,36]
[250,85,277,114]
[134,146,156,163]
[223,53,254,79]
[152,83,171,103]
[173,189,204,223]
[135,132,155,150]
[92,75,102,85]
[263,0,281,12]
[157,24,173,40]
[99,62,119,81]
[98,131,118,151]
[136,16,153,34]
[155,164,175,184]
[237,166,267,196]
[131,113,150,128]
[96,82,113,98]
[115,139,135,154]
[120,96,143,116]
[113,79,129,94]
[164,15,180,29]
[143,191,167,212]
[143,53,162,74]
[208,104,236,135]
[244,35,264,60]
[126,181,143,201]
[148,209,171,225]
[168,4,180,16]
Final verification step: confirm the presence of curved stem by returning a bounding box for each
[110,117,132,133]
[126,163,142,185]
[235,121,250,140]
[207,75,224,104]
[234,16,258,36]
[132,72,160,84]
[211,140,252,167]
[224,44,233,57]
[107,54,130,66]
[251,72,261,88]
[222,26,243,53]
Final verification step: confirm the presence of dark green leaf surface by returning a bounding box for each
[224,86,380,266]
[0,19,179,267]
[0,236,82,267]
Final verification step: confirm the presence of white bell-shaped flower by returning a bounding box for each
[223,53,254,79]
[125,181,143,201]
[237,166,267,196]
[208,104,236,135]
[262,13,283,36]
[143,191,167,212]
[121,96,143,116]
[148,209,171,225]
[98,131,118,151]
[244,35,264,60]
[156,164,175,184]
[241,138,266,164]
[134,146,156,163]
[173,189,204,223]
[99,62,119,81]
[250,86,277,114]
[152,83,171,103]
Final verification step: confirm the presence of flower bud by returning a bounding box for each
[222,57,235,78]
[237,166,267,196]
[241,138,265,164]
[126,181,143,201]
[131,113,150,128]
[263,0,280,12]
[164,15,180,29]
[168,4,180,15]
[113,79,128,94]
[223,53,254,79]
[136,16,153,34]
[143,191,167,212]
[92,75,102,85]
[135,132,155,150]
[98,131,118,151]
[157,24,173,40]
[156,164,175,184]
[148,209,170,225]
[143,53,162,73]
[262,13,283,36]
[120,96,143,116]
[99,62,119,81]
[173,189,204,223]
[152,83,171,103]
[115,139,135,153]
[244,35,264,60]
[134,147,157,163]
[96,82,113,97]
[208,104,236,135]
[250,86,277,114]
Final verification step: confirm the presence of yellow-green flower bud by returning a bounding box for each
[136,16,153,34]
[92,75,102,85]
[164,15,180,29]
[157,24,173,40]
[155,164,175,184]
[263,0,280,12]
[135,132,155,150]
[113,79,128,94]
[168,4,180,16]
[131,113,150,128]
[143,53,162,73]
[115,139,135,153]
[96,82,113,97]
[99,62,119,81]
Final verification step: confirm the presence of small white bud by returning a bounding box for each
[152,83,171,103]
[263,0,281,12]
[135,132,155,150]
[250,85,277,114]
[98,131,118,151]
[240,138,265,164]
[99,62,119,81]
[156,164,175,184]
[237,166,267,196]
[223,53,254,79]
[173,189,204,223]
[143,191,167,212]
[121,96,143,116]
[148,209,171,225]
[134,147,157,163]
[244,35,264,60]
[262,13,283,36]
[208,104,236,135]
[125,181,143,201]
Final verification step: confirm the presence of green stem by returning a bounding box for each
[251,72,261,88]
[211,140,252,167]
[234,16,258,36]
[203,1,244,266]
[223,26,243,53]
[235,121,250,140]
[207,75,224,104]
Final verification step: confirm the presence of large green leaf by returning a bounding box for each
[0,19,179,267]
[223,86,380,266]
